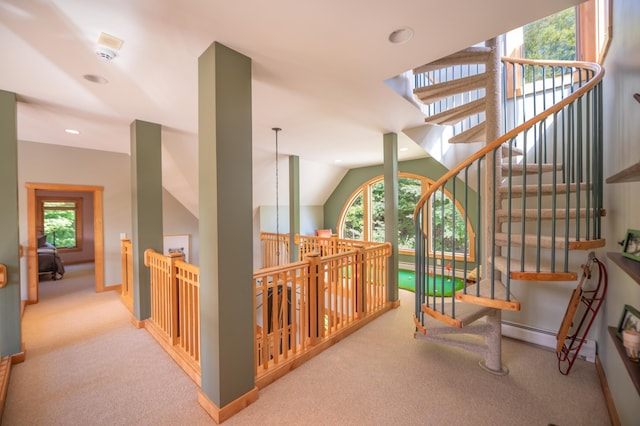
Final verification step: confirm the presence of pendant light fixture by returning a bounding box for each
[272,127,282,263]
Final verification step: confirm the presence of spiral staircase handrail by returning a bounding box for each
[413,59,603,220]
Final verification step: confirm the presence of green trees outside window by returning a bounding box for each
[339,174,473,259]
[523,7,576,82]
[42,200,79,249]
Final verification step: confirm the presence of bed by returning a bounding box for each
[37,235,65,280]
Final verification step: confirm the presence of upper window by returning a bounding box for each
[338,173,475,261]
[508,0,611,66]
[39,198,82,250]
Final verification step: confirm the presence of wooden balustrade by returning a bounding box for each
[254,261,310,375]
[253,241,392,386]
[260,232,290,268]
[175,260,200,369]
[124,236,392,390]
[143,248,201,384]
[120,239,134,313]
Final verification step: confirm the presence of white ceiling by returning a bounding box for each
[0,0,579,211]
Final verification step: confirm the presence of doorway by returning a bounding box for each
[26,183,105,303]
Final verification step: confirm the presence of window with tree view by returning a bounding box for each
[339,174,473,260]
[41,199,81,249]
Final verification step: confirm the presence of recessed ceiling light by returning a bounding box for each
[335,159,343,163]
[388,27,414,44]
[400,147,409,152]
[83,74,108,84]
[65,129,80,135]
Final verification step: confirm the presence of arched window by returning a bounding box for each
[337,172,475,261]
[338,173,475,261]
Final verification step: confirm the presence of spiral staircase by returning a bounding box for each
[411,39,605,373]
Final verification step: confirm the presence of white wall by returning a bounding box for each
[599,0,640,422]
[162,188,199,265]
[18,141,131,291]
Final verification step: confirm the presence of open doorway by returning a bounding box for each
[26,183,105,303]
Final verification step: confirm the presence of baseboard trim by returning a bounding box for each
[596,355,620,426]
[502,321,596,363]
[130,316,145,329]
[198,386,259,424]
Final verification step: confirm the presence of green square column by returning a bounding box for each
[384,133,399,303]
[0,90,22,356]
[130,120,163,321]
[198,42,257,422]
[289,155,300,262]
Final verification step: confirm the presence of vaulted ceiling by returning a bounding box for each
[0,0,580,213]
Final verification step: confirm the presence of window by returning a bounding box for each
[338,173,474,261]
[509,0,610,65]
[39,198,82,250]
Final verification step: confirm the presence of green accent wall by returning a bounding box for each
[130,119,164,320]
[0,90,22,356]
[198,42,254,408]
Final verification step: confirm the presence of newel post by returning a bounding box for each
[305,252,321,345]
[168,251,183,345]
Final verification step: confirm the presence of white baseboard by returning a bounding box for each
[502,322,596,363]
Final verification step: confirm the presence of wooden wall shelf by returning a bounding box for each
[607,252,640,286]
[606,161,640,183]
[608,326,640,395]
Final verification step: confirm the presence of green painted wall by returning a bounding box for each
[0,90,22,356]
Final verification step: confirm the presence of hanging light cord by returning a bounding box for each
[272,127,282,263]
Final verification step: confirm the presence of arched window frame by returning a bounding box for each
[337,172,475,262]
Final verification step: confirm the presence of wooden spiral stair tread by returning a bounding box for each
[491,256,578,282]
[455,279,520,311]
[420,299,495,328]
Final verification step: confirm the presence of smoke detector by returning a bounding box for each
[96,46,117,61]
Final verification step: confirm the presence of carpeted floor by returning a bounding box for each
[3,264,612,425]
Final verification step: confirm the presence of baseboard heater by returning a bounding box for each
[501,321,596,363]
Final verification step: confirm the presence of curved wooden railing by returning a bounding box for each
[414,58,604,323]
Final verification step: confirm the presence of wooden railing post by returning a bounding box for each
[354,245,365,319]
[305,253,321,345]
[168,252,183,345]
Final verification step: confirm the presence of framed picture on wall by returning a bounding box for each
[622,229,640,262]
[163,234,190,263]
[617,304,640,339]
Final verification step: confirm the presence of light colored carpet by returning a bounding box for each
[3,264,611,425]
[2,264,212,426]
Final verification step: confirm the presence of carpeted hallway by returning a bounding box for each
[2,264,612,425]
